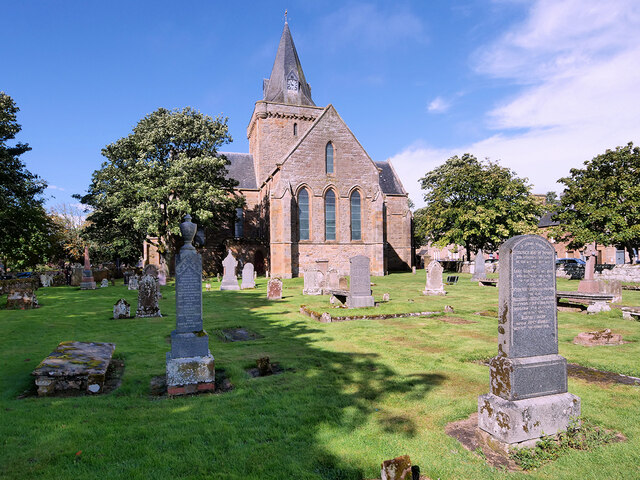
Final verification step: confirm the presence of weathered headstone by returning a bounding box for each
[578,242,599,293]
[381,455,413,480]
[303,268,322,295]
[471,249,486,281]
[40,274,53,288]
[412,266,416,275]
[128,275,139,290]
[598,278,622,303]
[113,298,131,319]
[142,264,158,278]
[100,278,109,288]
[166,215,215,395]
[267,278,282,300]
[347,255,374,308]
[478,235,580,447]
[241,263,255,289]
[423,260,446,296]
[220,250,240,290]
[382,292,390,302]
[158,270,167,286]
[136,274,161,317]
[326,268,340,293]
[6,289,38,310]
[70,265,83,286]
[80,246,96,290]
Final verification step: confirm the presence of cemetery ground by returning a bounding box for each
[1,273,639,480]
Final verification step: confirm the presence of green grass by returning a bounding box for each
[0,273,639,479]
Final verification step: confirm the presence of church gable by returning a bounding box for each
[276,105,381,199]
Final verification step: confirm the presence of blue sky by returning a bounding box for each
[3,0,639,210]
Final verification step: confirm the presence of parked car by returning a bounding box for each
[556,258,586,265]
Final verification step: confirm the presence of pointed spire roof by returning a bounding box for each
[263,20,315,106]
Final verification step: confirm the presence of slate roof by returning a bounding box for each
[538,211,560,228]
[263,21,315,106]
[219,152,257,190]
[375,161,406,195]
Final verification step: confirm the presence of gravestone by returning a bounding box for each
[70,266,83,286]
[598,279,622,303]
[423,260,446,296]
[80,246,96,290]
[326,268,340,293]
[578,242,599,293]
[113,298,131,319]
[6,289,38,309]
[220,250,240,290]
[241,263,255,289]
[158,270,167,286]
[166,215,215,395]
[136,274,161,317]
[100,278,109,288]
[267,278,282,300]
[40,274,53,288]
[347,255,374,308]
[128,275,139,290]
[471,249,486,281]
[123,271,131,285]
[303,268,323,295]
[143,264,158,278]
[478,235,580,447]
[412,266,416,275]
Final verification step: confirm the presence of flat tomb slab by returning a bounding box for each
[32,341,115,396]
[556,291,615,304]
[218,327,263,342]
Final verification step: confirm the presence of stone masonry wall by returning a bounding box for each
[384,195,412,271]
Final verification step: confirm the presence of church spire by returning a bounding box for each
[263,18,315,106]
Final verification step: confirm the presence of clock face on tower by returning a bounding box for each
[287,79,298,91]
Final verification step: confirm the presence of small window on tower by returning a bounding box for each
[293,123,297,136]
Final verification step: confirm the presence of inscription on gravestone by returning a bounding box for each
[175,258,202,333]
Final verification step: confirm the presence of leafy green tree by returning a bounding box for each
[49,204,87,263]
[545,191,560,206]
[418,154,542,260]
[0,92,57,271]
[76,107,242,266]
[553,142,640,263]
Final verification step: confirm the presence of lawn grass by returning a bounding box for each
[0,272,639,479]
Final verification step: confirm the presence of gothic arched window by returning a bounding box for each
[325,142,334,174]
[324,189,336,241]
[350,191,361,241]
[298,188,309,241]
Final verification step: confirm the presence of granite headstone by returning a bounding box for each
[471,249,486,281]
[166,215,215,395]
[267,278,282,300]
[136,274,161,317]
[478,235,580,446]
[113,298,131,319]
[347,255,374,308]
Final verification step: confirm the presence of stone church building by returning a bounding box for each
[147,20,412,277]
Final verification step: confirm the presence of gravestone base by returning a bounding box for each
[80,281,96,290]
[422,287,446,296]
[169,331,210,357]
[347,294,374,308]
[478,392,581,445]
[220,282,240,291]
[166,353,215,395]
[489,354,568,400]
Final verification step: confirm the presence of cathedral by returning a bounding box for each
[143,20,413,277]
[217,19,413,278]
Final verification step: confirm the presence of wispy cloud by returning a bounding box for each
[47,185,65,191]
[392,0,640,208]
[427,96,451,113]
[319,3,427,51]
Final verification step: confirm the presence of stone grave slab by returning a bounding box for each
[478,234,580,446]
[218,327,263,342]
[32,341,115,396]
[573,329,624,346]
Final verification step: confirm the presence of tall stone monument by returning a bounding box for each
[478,235,580,447]
[471,249,486,281]
[347,255,375,308]
[220,250,240,291]
[80,246,96,290]
[241,263,255,289]
[578,242,599,293]
[423,260,446,296]
[166,215,215,395]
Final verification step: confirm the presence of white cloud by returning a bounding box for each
[47,185,65,191]
[427,96,450,113]
[392,0,640,209]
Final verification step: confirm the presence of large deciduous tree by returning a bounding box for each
[553,142,640,263]
[417,154,542,260]
[76,107,242,266]
[0,92,56,270]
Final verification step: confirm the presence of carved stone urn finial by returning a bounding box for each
[180,215,197,250]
